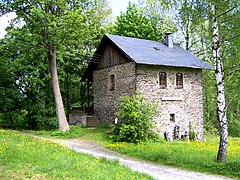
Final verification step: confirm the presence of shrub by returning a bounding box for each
[189,121,197,141]
[111,92,158,143]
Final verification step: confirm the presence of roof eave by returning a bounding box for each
[136,62,214,70]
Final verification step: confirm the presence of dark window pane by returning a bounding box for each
[176,73,183,88]
[159,72,167,88]
[170,114,175,122]
[110,75,115,90]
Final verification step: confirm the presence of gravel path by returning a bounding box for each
[53,139,233,180]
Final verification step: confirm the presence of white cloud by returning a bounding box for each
[0,12,16,38]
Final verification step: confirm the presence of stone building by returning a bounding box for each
[83,34,213,140]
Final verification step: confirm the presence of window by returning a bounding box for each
[159,72,167,88]
[176,73,183,88]
[170,114,175,122]
[110,74,115,90]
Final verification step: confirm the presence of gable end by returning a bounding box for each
[94,36,133,70]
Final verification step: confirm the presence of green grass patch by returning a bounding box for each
[25,126,240,178]
[0,129,153,179]
[107,138,240,179]
[27,125,110,142]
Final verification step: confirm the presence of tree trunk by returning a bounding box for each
[185,22,189,51]
[212,5,228,162]
[185,32,189,51]
[49,46,70,132]
[66,73,70,123]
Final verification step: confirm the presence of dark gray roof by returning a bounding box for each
[106,34,213,69]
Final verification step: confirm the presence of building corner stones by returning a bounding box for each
[93,62,204,140]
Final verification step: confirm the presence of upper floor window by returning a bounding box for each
[159,72,167,88]
[110,74,115,90]
[176,73,183,89]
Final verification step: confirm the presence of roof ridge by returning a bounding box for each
[104,34,213,70]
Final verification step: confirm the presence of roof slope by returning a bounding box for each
[106,34,213,69]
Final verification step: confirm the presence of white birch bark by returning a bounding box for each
[49,46,70,132]
[212,5,228,162]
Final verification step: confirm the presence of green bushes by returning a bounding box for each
[111,92,159,143]
[0,104,58,131]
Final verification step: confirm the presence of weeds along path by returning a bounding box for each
[53,138,233,180]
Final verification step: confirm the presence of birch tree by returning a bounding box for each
[211,0,240,162]
[211,4,228,162]
[152,0,239,162]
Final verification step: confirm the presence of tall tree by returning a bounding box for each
[0,26,58,130]
[200,0,239,162]
[211,3,228,162]
[210,0,240,162]
[159,0,240,162]
[0,38,22,121]
[0,0,111,131]
[112,2,175,41]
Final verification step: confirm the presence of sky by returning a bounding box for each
[108,0,138,16]
[0,0,138,38]
[0,12,16,38]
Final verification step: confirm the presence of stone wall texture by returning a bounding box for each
[93,62,204,140]
[136,64,204,140]
[69,109,87,126]
[93,62,136,123]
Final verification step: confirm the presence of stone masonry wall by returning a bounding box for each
[136,64,204,140]
[93,62,136,123]
[69,109,86,126]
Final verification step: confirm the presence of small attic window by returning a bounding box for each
[153,47,160,51]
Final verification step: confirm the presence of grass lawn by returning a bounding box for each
[108,138,240,178]
[28,125,240,179]
[0,129,153,180]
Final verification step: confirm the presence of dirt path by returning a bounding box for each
[53,138,233,180]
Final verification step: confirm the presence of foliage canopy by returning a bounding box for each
[0,0,111,130]
[111,2,175,41]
